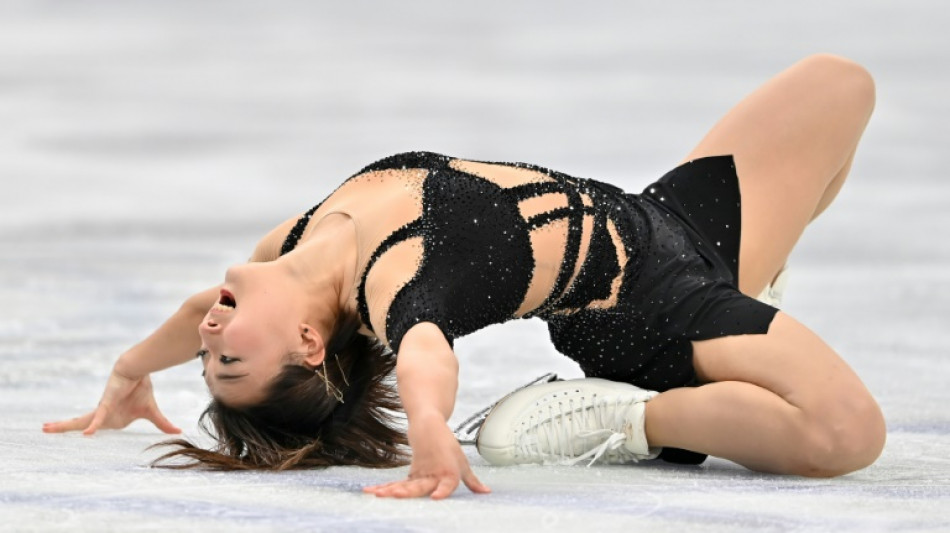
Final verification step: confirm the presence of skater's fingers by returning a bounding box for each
[363,479,410,496]
[370,478,438,499]
[82,408,109,436]
[42,412,94,434]
[367,482,406,498]
[399,478,441,499]
[362,480,401,494]
[146,407,181,434]
[430,475,460,500]
[461,469,491,495]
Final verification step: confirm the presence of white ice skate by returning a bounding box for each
[755,265,790,307]
[475,378,660,466]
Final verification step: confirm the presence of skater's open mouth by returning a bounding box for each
[219,289,236,309]
[211,289,237,314]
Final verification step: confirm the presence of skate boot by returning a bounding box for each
[476,378,660,466]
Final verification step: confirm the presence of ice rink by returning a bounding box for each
[2,1,949,531]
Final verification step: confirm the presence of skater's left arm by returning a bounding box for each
[362,322,490,500]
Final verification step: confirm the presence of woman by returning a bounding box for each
[44,54,885,500]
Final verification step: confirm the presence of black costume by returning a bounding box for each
[283,151,778,392]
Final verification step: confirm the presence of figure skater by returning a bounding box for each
[44,54,884,500]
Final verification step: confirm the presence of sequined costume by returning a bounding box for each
[281,151,778,393]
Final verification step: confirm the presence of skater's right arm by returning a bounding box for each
[112,286,219,379]
[41,212,306,436]
[42,286,220,435]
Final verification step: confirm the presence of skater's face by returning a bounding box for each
[196,262,321,406]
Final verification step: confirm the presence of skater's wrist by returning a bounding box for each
[113,353,146,381]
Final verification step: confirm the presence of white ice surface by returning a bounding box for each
[2,1,949,531]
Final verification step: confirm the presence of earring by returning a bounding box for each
[315,364,345,403]
[334,353,350,387]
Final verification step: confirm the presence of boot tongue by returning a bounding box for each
[622,403,661,458]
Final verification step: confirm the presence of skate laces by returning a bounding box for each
[517,393,641,466]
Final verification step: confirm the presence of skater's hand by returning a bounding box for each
[42,369,181,435]
[363,413,490,500]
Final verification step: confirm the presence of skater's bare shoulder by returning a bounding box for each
[247,214,307,263]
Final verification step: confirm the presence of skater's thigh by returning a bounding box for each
[682,54,875,295]
[691,312,875,421]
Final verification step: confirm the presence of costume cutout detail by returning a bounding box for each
[281,152,778,393]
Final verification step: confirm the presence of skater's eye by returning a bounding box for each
[219,355,239,365]
[195,349,209,359]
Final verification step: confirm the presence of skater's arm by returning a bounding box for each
[43,213,304,435]
[395,322,459,422]
[113,286,219,379]
[42,286,219,435]
[113,221,293,378]
[363,322,490,500]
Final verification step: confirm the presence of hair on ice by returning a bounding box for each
[151,314,408,470]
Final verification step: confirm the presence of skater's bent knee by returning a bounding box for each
[799,52,871,79]
[791,397,886,477]
[797,53,876,112]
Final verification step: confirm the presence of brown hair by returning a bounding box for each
[151,315,408,470]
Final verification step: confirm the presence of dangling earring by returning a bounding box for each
[315,363,345,403]
[334,353,350,387]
